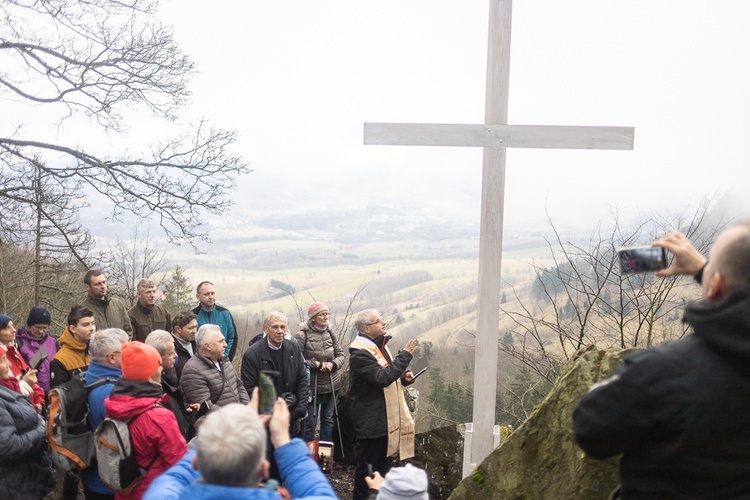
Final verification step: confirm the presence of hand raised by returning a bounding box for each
[403,339,418,355]
[653,231,707,277]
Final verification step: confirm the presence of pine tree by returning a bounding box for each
[161,265,193,315]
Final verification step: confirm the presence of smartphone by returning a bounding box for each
[28,346,48,371]
[258,371,277,415]
[317,441,334,473]
[31,353,48,371]
[617,246,667,274]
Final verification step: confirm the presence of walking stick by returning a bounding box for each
[329,371,345,461]
[312,369,319,424]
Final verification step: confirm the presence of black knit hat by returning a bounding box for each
[27,307,51,327]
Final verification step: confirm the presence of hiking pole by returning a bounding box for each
[329,371,345,461]
[312,369,319,427]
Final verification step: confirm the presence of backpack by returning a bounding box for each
[94,411,158,495]
[46,377,117,472]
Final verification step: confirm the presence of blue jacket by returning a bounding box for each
[192,304,238,361]
[81,360,120,494]
[144,439,336,499]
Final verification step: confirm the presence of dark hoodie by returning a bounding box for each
[574,285,750,498]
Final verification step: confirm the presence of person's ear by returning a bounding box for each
[259,459,270,481]
[706,272,726,300]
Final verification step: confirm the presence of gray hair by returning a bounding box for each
[137,278,156,294]
[89,328,128,361]
[355,309,380,333]
[263,311,287,327]
[145,329,173,356]
[196,324,222,352]
[195,403,266,486]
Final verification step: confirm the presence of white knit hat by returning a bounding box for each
[377,464,429,500]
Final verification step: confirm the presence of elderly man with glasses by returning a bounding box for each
[82,328,129,499]
[349,308,418,500]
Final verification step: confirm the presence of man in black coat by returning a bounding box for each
[171,311,197,383]
[349,308,417,500]
[241,311,309,438]
[574,222,750,498]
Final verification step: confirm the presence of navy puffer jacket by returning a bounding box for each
[0,384,55,499]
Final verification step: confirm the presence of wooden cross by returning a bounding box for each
[364,0,634,471]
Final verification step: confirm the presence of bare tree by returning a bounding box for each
[104,226,166,304]
[0,0,250,249]
[500,200,727,384]
[0,162,90,323]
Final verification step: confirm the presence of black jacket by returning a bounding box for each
[574,285,750,498]
[241,338,309,425]
[0,385,55,499]
[349,334,413,440]
[172,335,196,383]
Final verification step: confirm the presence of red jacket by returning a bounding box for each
[104,381,186,499]
[3,343,45,407]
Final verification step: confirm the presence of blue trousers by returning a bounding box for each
[305,396,335,442]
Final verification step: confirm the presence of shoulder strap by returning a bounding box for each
[122,408,161,471]
[85,377,118,392]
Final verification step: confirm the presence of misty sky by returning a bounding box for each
[134,2,750,233]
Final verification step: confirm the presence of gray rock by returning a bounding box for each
[449,345,639,500]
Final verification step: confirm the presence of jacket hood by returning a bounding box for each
[684,284,750,361]
[84,360,122,382]
[16,326,51,344]
[105,379,165,420]
[58,327,88,353]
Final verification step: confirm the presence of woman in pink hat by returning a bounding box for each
[294,302,344,443]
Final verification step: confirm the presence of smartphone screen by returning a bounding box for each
[258,372,277,415]
[617,246,667,274]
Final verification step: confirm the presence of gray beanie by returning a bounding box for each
[377,464,429,500]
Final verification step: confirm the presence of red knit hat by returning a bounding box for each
[121,341,162,381]
[307,301,329,319]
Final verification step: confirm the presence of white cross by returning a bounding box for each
[364,0,634,472]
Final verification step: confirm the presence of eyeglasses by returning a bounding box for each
[317,312,330,317]
[366,318,385,327]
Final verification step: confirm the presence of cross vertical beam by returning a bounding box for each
[471,0,512,468]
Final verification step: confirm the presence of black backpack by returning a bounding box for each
[46,377,117,472]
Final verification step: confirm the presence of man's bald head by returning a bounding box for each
[703,221,750,300]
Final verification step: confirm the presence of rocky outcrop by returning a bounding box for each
[449,345,640,500]
[411,424,464,500]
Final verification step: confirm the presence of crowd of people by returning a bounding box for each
[0,271,426,499]
[4,222,742,499]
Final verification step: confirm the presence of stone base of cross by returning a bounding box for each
[363,0,634,474]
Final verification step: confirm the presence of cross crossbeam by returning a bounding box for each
[365,123,634,149]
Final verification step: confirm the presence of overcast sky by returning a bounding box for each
[155,0,749,234]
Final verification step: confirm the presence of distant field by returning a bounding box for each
[174,237,554,348]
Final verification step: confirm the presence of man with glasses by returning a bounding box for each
[82,328,128,499]
[349,309,418,500]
